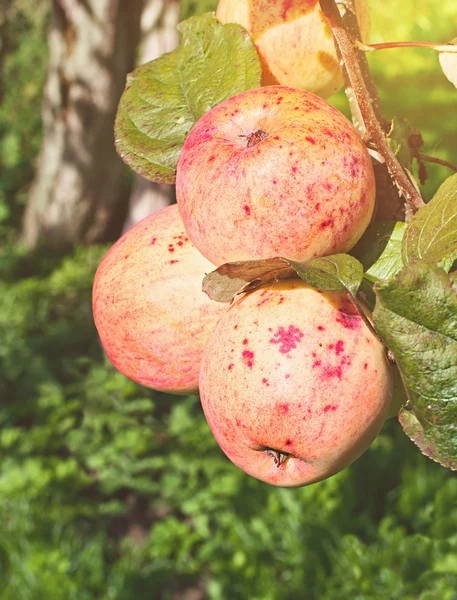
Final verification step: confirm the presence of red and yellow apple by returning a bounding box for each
[216,0,370,98]
[199,280,392,487]
[176,85,375,267]
[92,204,227,394]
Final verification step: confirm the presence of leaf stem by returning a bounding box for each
[318,0,425,216]
[419,154,457,173]
[357,40,457,53]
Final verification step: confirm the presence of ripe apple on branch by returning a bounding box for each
[94,0,457,486]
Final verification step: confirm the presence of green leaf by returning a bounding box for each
[373,261,457,470]
[202,254,363,303]
[402,173,457,265]
[399,408,456,470]
[115,13,261,183]
[287,254,364,298]
[351,221,406,282]
[387,117,415,171]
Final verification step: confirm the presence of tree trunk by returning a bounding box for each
[123,0,179,232]
[23,0,143,249]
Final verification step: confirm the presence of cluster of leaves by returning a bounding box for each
[2,239,457,599]
[0,0,49,228]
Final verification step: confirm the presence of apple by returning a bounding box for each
[92,204,227,394]
[216,0,370,98]
[176,85,375,267]
[199,280,393,487]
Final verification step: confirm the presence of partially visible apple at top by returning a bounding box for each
[176,85,375,267]
[216,0,370,98]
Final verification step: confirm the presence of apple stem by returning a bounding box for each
[319,0,425,217]
[239,130,268,148]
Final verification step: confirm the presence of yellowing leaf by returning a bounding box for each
[439,38,457,88]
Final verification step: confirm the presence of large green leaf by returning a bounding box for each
[373,261,457,469]
[402,173,457,265]
[202,254,363,303]
[287,255,363,298]
[115,13,261,183]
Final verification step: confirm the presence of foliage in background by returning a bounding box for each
[0,0,49,229]
[1,0,457,598]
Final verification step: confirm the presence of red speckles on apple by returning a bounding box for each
[322,365,343,380]
[323,127,335,139]
[243,205,251,216]
[243,338,248,345]
[270,325,304,354]
[278,403,289,414]
[208,155,216,162]
[323,405,337,413]
[242,349,254,368]
[292,166,297,174]
[319,219,333,229]
[228,363,234,371]
[350,156,360,178]
[305,136,316,144]
[168,244,175,253]
[150,237,157,245]
[285,439,292,446]
[364,363,368,369]
[262,378,270,386]
[313,360,322,368]
[169,260,179,265]
[317,325,325,331]
[336,308,362,330]
[335,340,344,355]
[257,297,270,308]
[280,0,294,20]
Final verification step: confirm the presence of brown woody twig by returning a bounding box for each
[319,0,425,217]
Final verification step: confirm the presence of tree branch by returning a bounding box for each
[319,0,425,216]
[358,40,457,53]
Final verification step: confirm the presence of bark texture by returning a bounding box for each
[23,0,143,248]
[123,0,179,232]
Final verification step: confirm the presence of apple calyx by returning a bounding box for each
[239,129,268,147]
[264,447,290,468]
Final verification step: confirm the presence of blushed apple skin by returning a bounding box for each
[199,280,392,487]
[176,86,375,267]
[92,204,227,394]
[216,0,370,98]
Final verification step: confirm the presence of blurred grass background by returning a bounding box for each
[1,1,457,598]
